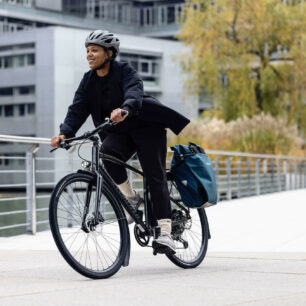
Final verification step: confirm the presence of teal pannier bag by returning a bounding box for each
[170,142,218,208]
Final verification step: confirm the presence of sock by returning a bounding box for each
[118,179,135,198]
[158,219,172,235]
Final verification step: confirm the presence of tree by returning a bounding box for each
[177,0,306,136]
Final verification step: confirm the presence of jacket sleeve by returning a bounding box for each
[59,74,90,138]
[121,63,143,117]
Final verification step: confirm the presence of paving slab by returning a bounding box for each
[0,189,305,305]
[0,250,306,306]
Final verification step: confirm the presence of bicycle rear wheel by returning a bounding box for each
[166,179,209,268]
[49,172,129,279]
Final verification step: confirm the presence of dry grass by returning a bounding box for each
[168,113,304,156]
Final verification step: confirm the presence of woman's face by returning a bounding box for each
[86,44,108,69]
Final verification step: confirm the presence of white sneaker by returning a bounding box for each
[153,233,176,254]
[124,192,143,224]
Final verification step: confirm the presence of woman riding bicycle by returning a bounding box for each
[51,30,190,254]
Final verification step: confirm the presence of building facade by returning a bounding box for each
[0,0,188,38]
[0,26,197,184]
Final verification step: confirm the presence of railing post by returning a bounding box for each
[283,160,287,191]
[289,160,293,190]
[299,161,303,189]
[270,159,275,192]
[226,157,231,200]
[263,159,267,194]
[294,160,298,189]
[277,160,281,192]
[214,157,219,201]
[304,162,306,188]
[26,144,39,235]
[255,159,260,195]
[69,148,75,173]
[247,159,251,197]
[237,158,241,198]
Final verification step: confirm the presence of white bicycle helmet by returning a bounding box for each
[85,30,120,58]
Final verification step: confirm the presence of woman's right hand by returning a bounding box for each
[51,135,66,148]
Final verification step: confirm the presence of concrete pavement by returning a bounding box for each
[0,189,305,306]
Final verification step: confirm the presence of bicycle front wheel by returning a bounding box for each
[49,172,129,279]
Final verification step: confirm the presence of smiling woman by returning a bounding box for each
[86,44,113,76]
[50,29,190,255]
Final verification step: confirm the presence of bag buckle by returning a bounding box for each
[180,154,184,160]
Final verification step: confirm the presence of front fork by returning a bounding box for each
[81,138,104,232]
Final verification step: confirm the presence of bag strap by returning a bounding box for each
[188,142,206,154]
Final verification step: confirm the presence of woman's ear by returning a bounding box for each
[108,50,113,58]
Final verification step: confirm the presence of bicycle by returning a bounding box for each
[49,118,211,279]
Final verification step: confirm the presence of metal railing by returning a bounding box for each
[0,134,305,236]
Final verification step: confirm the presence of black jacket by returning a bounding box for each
[60,61,190,138]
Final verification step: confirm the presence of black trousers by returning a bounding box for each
[100,127,171,220]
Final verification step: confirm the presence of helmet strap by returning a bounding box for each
[94,49,112,71]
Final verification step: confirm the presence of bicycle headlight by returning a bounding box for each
[81,161,91,168]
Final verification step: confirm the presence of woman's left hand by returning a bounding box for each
[110,108,129,123]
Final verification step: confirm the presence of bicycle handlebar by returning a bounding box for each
[50,109,128,153]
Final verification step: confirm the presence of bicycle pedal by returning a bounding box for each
[152,241,176,255]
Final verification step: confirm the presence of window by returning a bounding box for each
[4,105,13,117]
[0,43,34,51]
[131,60,138,70]
[167,6,175,24]
[19,86,34,95]
[119,53,160,84]
[141,62,149,73]
[0,86,35,96]
[17,55,25,67]
[0,53,35,69]
[0,103,36,117]
[18,104,25,116]
[27,54,35,65]
[4,56,13,68]
[27,103,35,115]
[0,45,12,52]
[0,87,13,96]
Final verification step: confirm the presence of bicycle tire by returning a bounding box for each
[166,180,209,268]
[49,172,129,279]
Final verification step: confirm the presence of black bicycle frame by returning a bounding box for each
[88,136,155,236]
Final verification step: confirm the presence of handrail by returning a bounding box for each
[0,134,305,160]
[0,135,50,145]
[0,134,305,236]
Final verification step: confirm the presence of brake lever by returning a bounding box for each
[49,139,71,153]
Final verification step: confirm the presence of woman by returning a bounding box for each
[51,30,190,254]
